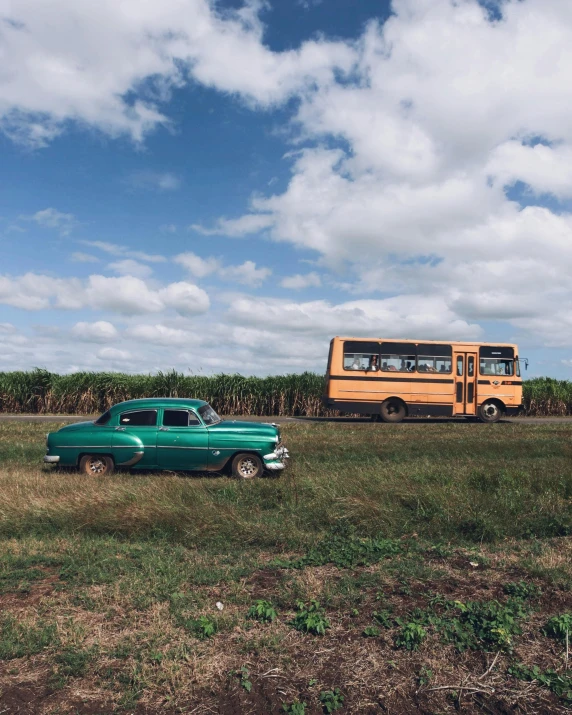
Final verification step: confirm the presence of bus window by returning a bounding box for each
[381,354,416,372]
[343,341,381,371]
[417,344,452,373]
[457,356,463,376]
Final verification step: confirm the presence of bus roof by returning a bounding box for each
[332,337,518,348]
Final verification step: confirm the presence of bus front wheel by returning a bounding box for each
[478,400,503,423]
[380,398,406,423]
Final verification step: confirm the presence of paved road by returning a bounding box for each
[1,414,572,425]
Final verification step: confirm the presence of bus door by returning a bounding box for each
[453,352,477,415]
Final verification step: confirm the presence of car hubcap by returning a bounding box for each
[239,458,257,478]
[88,458,106,474]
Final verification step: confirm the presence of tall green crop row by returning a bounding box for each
[0,369,331,416]
[0,371,570,416]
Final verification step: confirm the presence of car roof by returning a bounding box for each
[109,398,208,414]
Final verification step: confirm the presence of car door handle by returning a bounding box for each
[159,427,169,431]
[115,427,126,431]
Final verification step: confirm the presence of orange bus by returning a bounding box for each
[322,337,524,423]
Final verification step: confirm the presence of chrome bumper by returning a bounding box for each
[44,455,60,464]
[263,445,290,471]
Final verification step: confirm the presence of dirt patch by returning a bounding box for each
[0,573,60,611]
[246,568,285,595]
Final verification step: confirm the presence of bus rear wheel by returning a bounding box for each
[478,400,503,423]
[380,398,406,423]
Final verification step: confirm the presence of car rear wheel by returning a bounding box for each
[380,398,406,423]
[231,453,263,479]
[79,454,114,476]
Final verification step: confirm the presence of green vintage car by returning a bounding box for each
[44,398,289,479]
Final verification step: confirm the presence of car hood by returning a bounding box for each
[207,420,279,440]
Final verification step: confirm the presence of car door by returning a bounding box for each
[156,409,209,471]
[112,409,158,468]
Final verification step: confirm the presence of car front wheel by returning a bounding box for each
[79,454,114,476]
[231,453,263,479]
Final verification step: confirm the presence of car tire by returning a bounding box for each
[379,398,406,423]
[79,454,114,476]
[478,400,503,423]
[231,453,264,479]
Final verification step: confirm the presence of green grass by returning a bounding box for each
[2,420,572,547]
[2,420,572,711]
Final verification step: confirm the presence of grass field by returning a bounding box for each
[2,420,572,713]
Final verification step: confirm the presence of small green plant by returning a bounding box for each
[417,666,433,686]
[290,600,330,635]
[362,626,380,637]
[282,700,307,714]
[319,688,344,712]
[544,614,572,642]
[247,599,278,623]
[189,615,217,639]
[509,663,572,701]
[372,610,393,628]
[394,622,426,651]
[238,666,252,692]
[503,580,541,600]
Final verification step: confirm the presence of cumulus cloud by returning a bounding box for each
[97,347,131,362]
[0,0,354,147]
[280,272,321,289]
[71,321,119,343]
[175,252,271,286]
[0,273,210,316]
[108,259,153,279]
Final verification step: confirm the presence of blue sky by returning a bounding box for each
[1,0,572,376]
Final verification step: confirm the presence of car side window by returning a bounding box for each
[163,409,201,427]
[119,410,157,426]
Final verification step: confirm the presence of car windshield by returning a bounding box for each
[94,410,111,425]
[198,404,221,425]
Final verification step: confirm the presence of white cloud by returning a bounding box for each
[0,272,210,316]
[175,252,271,286]
[125,171,181,192]
[71,252,100,263]
[280,272,321,289]
[80,241,166,263]
[190,214,274,237]
[226,294,482,341]
[22,207,77,235]
[160,224,178,234]
[108,259,153,279]
[220,260,271,286]
[96,347,131,362]
[71,321,119,343]
[125,324,192,346]
[174,252,221,278]
[0,0,354,148]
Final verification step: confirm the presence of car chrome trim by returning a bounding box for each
[44,455,60,463]
[265,462,285,471]
[158,445,209,450]
[118,451,144,467]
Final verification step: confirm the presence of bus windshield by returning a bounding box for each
[480,358,514,376]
